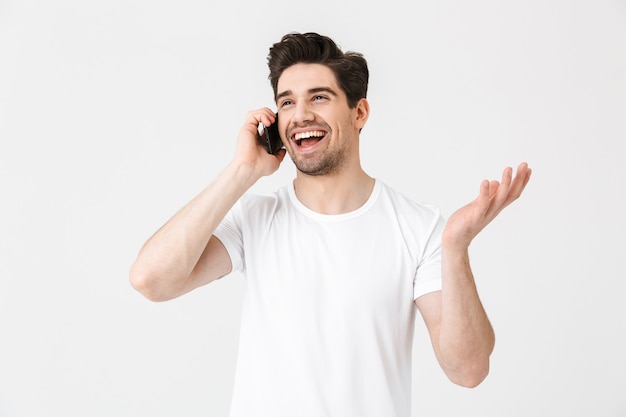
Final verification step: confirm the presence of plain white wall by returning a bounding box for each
[1,0,625,416]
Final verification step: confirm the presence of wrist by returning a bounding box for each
[441,230,472,253]
[226,159,263,187]
[441,241,470,258]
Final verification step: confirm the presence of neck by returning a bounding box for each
[292,169,375,215]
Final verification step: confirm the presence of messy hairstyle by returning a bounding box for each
[267,32,369,108]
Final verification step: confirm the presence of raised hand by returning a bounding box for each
[442,162,532,250]
[233,108,286,179]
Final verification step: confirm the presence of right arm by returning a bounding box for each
[129,108,285,301]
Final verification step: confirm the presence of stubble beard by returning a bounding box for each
[290,146,348,177]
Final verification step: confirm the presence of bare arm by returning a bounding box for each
[129,109,285,301]
[416,162,532,387]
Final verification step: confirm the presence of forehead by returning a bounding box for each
[277,63,339,95]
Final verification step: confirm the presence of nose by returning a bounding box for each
[292,102,314,124]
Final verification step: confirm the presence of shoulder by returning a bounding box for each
[234,184,290,219]
[240,184,289,205]
[373,181,445,263]
[376,181,442,222]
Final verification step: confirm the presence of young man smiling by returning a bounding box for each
[130,32,532,417]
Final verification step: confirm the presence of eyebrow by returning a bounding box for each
[276,87,339,101]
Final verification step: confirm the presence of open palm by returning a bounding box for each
[442,163,532,249]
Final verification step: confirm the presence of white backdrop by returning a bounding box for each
[1,0,625,416]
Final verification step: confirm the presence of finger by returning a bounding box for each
[259,110,277,128]
[275,148,287,162]
[520,165,532,188]
[488,180,500,198]
[476,179,491,214]
[505,163,531,205]
[490,167,513,208]
[524,168,532,187]
[246,108,276,128]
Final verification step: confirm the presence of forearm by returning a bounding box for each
[430,162,530,386]
[438,245,495,387]
[129,161,259,300]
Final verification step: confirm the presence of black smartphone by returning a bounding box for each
[261,114,283,155]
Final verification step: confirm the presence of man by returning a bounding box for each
[130,32,532,417]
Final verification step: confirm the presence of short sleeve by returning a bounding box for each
[214,201,245,273]
[413,211,445,299]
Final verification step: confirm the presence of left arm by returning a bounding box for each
[415,163,532,387]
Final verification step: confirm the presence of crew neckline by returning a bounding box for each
[286,179,381,222]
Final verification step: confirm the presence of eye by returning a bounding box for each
[312,95,327,102]
[279,99,293,108]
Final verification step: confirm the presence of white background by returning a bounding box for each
[1,0,625,416]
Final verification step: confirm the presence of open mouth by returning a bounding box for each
[292,130,326,149]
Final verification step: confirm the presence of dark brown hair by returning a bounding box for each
[267,32,369,108]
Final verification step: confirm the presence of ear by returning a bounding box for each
[354,98,370,130]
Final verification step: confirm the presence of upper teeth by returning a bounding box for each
[294,131,325,140]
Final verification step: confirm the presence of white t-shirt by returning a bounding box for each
[214,180,444,417]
